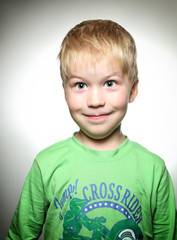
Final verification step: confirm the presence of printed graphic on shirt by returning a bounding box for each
[62,198,143,239]
[54,179,143,239]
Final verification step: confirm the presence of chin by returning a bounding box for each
[83,130,115,140]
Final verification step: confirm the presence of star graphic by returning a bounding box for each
[82,201,133,222]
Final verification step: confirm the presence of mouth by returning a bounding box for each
[84,113,110,120]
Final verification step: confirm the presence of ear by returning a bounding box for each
[129,80,138,103]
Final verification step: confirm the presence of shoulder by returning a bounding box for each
[129,140,166,171]
[127,141,170,192]
[35,137,74,167]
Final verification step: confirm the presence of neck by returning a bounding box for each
[75,127,126,151]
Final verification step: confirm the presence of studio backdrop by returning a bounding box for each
[1,0,177,239]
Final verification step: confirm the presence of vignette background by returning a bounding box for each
[1,0,177,238]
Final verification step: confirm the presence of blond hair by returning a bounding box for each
[58,19,138,84]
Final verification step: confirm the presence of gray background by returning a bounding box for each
[1,0,177,239]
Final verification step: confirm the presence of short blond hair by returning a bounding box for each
[58,19,138,84]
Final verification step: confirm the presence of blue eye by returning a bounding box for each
[76,82,87,89]
[104,80,116,87]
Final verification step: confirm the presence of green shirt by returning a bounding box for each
[6,135,177,239]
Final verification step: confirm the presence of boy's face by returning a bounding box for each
[64,53,138,141]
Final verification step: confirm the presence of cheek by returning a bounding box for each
[66,94,83,111]
[110,92,129,109]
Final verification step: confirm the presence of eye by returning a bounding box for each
[75,82,87,89]
[104,80,116,88]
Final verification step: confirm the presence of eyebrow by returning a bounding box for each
[68,74,83,80]
[68,72,123,80]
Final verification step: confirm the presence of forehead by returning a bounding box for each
[68,51,124,79]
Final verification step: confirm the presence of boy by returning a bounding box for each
[7,19,176,239]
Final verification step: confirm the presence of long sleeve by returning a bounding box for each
[6,160,49,240]
[152,167,176,239]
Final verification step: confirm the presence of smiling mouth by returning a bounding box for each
[85,114,110,120]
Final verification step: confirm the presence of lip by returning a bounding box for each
[85,113,110,120]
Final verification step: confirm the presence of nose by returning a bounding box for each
[87,87,106,107]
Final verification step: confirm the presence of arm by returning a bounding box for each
[6,160,49,240]
[152,167,176,239]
